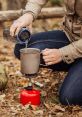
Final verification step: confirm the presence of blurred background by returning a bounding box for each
[0,1,70,117]
[0,1,82,117]
[0,0,64,39]
[0,0,63,10]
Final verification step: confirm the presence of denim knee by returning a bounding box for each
[59,89,75,105]
[14,44,26,59]
[14,45,20,59]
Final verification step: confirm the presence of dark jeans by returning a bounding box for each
[14,30,82,106]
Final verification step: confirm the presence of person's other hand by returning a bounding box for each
[10,13,33,36]
[42,48,62,65]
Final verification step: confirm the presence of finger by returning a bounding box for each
[10,24,18,36]
[42,49,53,56]
[46,62,54,66]
[42,48,49,53]
[10,20,20,36]
[27,24,32,33]
[44,58,52,63]
[46,60,60,65]
[44,48,50,51]
[15,26,22,36]
[43,56,51,61]
[43,57,53,64]
[42,51,51,56]
[11,27,17,37]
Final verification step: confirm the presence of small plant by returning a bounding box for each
[50,0,63,6]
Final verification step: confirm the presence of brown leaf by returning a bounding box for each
[30,105,38,111]
[44,103,50,110]
[56,112,63,117]
[41,91,47,97]
[33,110,44,116]
[54,105,65,112]
[78,112,82,117]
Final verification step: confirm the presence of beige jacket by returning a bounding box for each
[25,0,82,64]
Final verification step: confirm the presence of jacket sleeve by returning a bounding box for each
[59,39,82,64]
[25,0,48,19]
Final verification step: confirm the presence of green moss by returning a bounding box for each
[50,0,63,6]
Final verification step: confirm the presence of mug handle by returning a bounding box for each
[40,51,48,67]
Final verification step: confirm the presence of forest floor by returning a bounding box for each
[0,19,82,117]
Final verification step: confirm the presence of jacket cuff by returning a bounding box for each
[23,10,35,21]
[59,45,75,64]
[25,1,43,20]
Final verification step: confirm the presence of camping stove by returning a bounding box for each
[20,48,41,106]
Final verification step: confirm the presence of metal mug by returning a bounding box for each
[20,48,40,75]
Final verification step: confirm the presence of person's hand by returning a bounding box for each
[10,13,33,36]
[42,48,62,65]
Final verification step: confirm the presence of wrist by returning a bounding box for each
[23,12,34,22]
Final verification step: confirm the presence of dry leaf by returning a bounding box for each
[33,110,43,115]
[54,105,65,112]
[0,94,6,102]
[78,112,82,117]
[30,105,38,111]
[41,91,47,97]
[44,103,50,110]
[56,112,63,117]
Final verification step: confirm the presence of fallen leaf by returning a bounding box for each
[78,112,82,117]
[54,105,65,112]
[30,105,38,111]
[56,112,63,117]
[33,110,44,115]
[0,94,5,102]
[41,91,47,97]
[44,103,50,110]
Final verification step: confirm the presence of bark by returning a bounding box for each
[0,7,65,22]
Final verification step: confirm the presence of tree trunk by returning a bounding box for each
[0,7,65,22]
[0,0,27,10]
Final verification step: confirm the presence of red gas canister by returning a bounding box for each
[20,89,41,106]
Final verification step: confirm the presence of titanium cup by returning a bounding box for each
[20,48,40,75]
